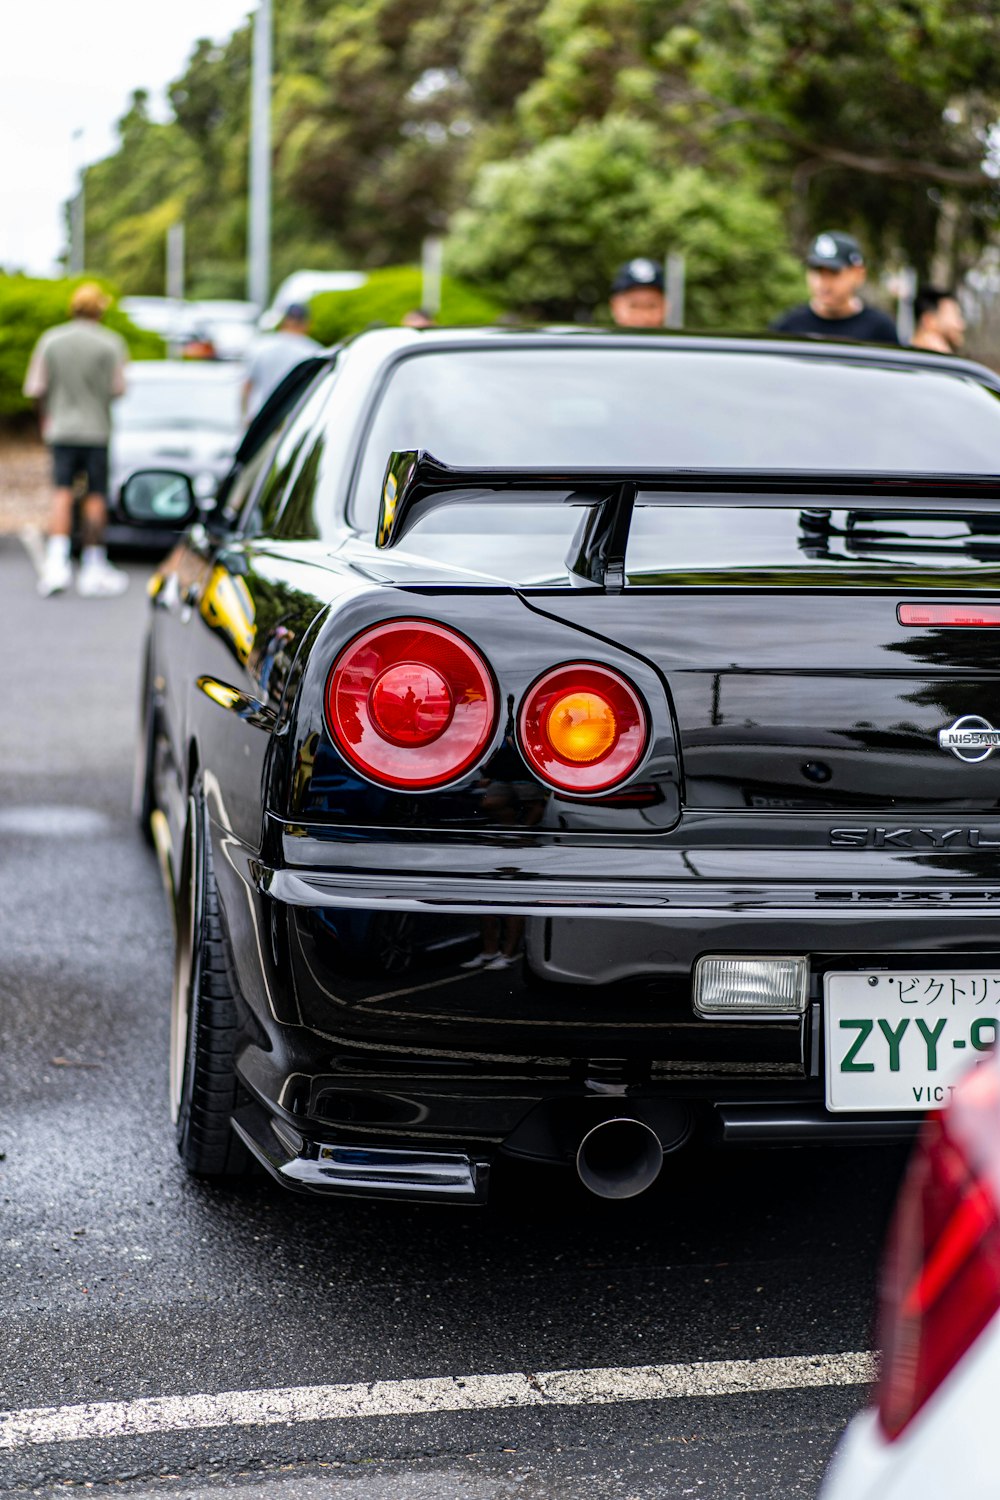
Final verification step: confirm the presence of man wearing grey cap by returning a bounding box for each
[609,258,668,328]
[242,303,322,423]
[772,232,899,344]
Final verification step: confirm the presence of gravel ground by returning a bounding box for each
[0,436,48,533]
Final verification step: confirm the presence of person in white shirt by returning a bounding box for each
[242,304,321,423]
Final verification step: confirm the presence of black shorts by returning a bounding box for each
[51,443,109,497]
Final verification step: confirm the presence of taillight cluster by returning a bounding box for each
[878,1059,1000,1440]
[325,621,495,790]
[324,619,649,793]
[518,664,647,794]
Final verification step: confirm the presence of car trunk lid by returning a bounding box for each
[526,499,1000,814]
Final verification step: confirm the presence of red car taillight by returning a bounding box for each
[899,603,1000,627]
[325,620,497,789]
[878,1059,1000,1440]
[518,664,647,794]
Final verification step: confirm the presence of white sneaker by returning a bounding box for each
[485,953,516,970]
[37,553,73,596]
[77,558,129,598]
[459,951,498,970]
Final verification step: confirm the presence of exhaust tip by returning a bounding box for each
[576,1117,664,1200]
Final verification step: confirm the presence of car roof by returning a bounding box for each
[120,295,182,310]
[193,299,258,319]
[276,270,367,297]
[124,360,243,382]
[339,324,1000,388]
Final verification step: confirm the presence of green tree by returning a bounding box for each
[671,0,1000,276]
[83,92,199,292]
[447,116,802,324]
[82,0,488,293]
[489,0,1000,278]
[308,264,500,342]
[76,0,1000,303]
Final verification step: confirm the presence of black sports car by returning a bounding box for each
[127,327,1000,1205]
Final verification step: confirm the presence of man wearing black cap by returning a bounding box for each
[772,232,899,344]
[609,258,668,328]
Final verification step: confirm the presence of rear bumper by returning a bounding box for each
[233,1101,492,1203]
[261,863,1000,924]
[714,1103,916,1144]
[230,1088,917,1204]
[206,834,989,1197]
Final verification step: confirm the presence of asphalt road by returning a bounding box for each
[0,535,910,1498]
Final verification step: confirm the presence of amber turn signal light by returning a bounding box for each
[545,691,619,764]
[518,664,648,793]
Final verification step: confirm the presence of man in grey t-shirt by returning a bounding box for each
[23,282,129,597]
[242,303,321,423]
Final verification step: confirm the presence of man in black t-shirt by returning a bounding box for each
[772,231,899,344]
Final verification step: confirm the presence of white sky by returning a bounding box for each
[2,1,253,275]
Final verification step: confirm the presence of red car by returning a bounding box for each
[822,1045,1000,1497]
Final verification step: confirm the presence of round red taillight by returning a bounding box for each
[369,662,454,746]
[518,664,647,793]
[325,620,496,789]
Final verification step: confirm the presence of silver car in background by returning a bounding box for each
[119,296,197,347]
[107,362,244,552]
[190,300,260,361]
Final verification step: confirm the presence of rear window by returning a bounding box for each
[351,348,1000,527]
[624,505,1000,580]
[117,372,243,433]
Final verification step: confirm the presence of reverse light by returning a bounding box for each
[325,619,496,789]
[693,956,809,1017]
[878,1058,1000,1440]
[518,664,647,794]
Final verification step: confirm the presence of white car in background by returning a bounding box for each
[121,297,259,360]
[190,299,259,361]
[258,269,367,328]
[119,296,197,347]
[821,1047,1000,1499]
[106,361,244,551]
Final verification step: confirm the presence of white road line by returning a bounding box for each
[0,1352,875,1451]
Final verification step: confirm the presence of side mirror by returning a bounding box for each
[119,470,199,528]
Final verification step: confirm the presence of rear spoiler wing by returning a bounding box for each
[376,449,1000,590]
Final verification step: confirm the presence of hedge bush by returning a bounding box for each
[446,117,804,327]
[308,265,502,346]
[0,274,164,422]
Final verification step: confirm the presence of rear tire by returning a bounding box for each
[170,781,249,1179]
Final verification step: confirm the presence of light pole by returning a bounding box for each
[68,127,85,275]
[665,251,685,329]
[421,236,443,317]
[166,222,185,303]
[166,222,186,355]
[894,265,917,345]
[247,0,272,312]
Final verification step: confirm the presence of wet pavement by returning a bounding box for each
[0,536,907,1497]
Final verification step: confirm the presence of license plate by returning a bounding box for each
[824,970,1000,1112]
